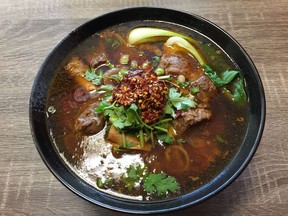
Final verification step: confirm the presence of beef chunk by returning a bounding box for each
[190,75,217,108]
[158,50,203,81]
[84,52,107,68]
[173,108,212,136]
[138,43,163,56]
[74,102,105,135]
[173,75,217,136]
[64,57,96,91]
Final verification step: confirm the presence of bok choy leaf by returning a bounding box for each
[128,27,197,45]
[165,36,205,65]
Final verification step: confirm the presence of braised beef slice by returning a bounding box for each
[74,102,105,135]
[173,108,212,136]
[190,75,217,108]
[84,53,107,68]
[173,75,217,136]
[158,51,204,81]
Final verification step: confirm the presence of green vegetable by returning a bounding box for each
[126,141,137,148]
[203,64,247,103]
[121,164,180,196]
[122,131,127,148]
[165,88,197,117]
[97,84,114,92]
[96,100,175,147]
[119,67,129,78]
[96,177,113,189]
[126,164,147,181]
[130,60,138,69]
[157,75,171,80]
[142,61,150,69]
[177,138,186,143]
[177,75,186,83]
[85,68,104,85]
[120,54,129,64]
[106,61,114,68]
[165,36,205,66]
[96,103,137,130]
[155,68,164,76]
[156,132,173,144]
[203,64,239,87]
[128,27,196,45]
[180,81,191,89]
[96,177,104,188]
[215,134,225,143]
[232,77,247,104]
[152,56,160,68]
[143,173,180,196]
[106,106,133,130]
[190,87,200,94]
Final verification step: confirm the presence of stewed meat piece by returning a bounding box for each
[74,102,105,135]
[158,50,204,81]
[173,75,217,136]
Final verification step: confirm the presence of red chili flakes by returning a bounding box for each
[111,69,168,124]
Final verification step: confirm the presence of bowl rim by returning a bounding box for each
[29,6,266,214]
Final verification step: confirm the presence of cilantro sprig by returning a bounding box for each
[85,68,104,85]
[84,67,128,86]
[203,64,247,104]
[119,164,180,196]
[203,64,239,87]
[96,98,172,147]
[165,87,197,117]
[143,172,179,196]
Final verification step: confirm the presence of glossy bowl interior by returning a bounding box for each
[29,7,265,214]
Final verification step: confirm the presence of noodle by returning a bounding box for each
[165,145,190,172]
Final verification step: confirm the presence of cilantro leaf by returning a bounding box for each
[96,100,133,130]
[233,77,247,104]
[143,173,180,196]
[126,164,147,181]
[203,64,247,103]
[121,165,147,191]
[120,164,180,196]
[190,86,200,94]
[85,68,104,85]
[152,56,160,68]
[126,104,141,125]
[167,88,196,112]
[203,64,239,87]
[95,97,112,112]
[156,132,173,144]
[181,81,191,89]
[97,84,114,92]
[164,102,175,117]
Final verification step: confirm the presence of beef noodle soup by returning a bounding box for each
[46,22,249,201]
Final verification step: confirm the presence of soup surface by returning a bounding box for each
[46,21,248,201]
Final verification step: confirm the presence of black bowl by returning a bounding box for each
[29,7,265,214]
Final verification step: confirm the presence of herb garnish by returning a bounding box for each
[203,64,247,103]
[165,87,197,117]
[85,68,104,85]
[120,164,180,196]
[143,172,179,195]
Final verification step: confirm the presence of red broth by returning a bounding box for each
[46,22,248,201]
